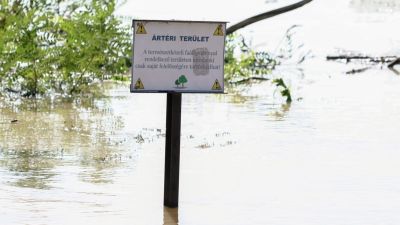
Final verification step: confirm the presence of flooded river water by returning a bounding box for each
[1,0,400,225]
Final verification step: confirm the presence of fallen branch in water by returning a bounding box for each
[388,57,400,68]
[345,67,370,75]
[228,76,270,84]
[327,54,400,75]
[326,55,398,64]
[389,67,400,75]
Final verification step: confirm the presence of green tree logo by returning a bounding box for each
[174,75,188,88]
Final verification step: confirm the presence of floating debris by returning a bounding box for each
[345,67,370,75]
[196,142,214,149]
[134,134,145,143]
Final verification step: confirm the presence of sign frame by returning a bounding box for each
[130,19,227,94]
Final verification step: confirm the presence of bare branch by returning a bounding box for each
[327,55,398,64]
[226,0,313,35]
[388,58,400,68]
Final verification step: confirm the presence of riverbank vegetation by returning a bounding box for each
[1,0,306,103]
[0,0,131,97]
[224,24,308,103]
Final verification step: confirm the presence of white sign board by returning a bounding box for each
[131,20,226,93]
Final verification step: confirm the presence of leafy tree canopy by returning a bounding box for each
[0,0,131,97]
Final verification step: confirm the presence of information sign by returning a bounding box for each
[131,20,226,93]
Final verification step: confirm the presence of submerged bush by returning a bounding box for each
[224,26,309,102]
[272,78,292,103]
[224,33,277,82]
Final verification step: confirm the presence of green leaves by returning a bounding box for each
[224,33,277,82]
[0,0,131,97]
[272,78,292,103]
[224,33,294,103]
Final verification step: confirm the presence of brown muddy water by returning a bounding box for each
[2,0,400,225]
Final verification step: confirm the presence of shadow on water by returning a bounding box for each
[164,207,178,225]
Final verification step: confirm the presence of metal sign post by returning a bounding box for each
[164,93,182,207]
[131,20,226,208]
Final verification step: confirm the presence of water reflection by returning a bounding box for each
[0,84,136,189]
[389,67,400,75]
[164,207,179,225]
[0,149,59,189]
[268,103,291,120]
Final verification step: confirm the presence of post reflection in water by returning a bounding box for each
[163,207,178,225]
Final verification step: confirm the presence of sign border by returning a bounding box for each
[130,19,227,94]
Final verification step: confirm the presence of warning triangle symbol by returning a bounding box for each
[134,78,144,89]
[212,79,222,90]
[136,23,147,34]
[213,24,224,36]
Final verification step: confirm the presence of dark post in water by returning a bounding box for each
[164,93,182,208]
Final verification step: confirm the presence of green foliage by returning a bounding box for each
[111,74,129,82]
[224,33,277,82]
[224,29,305,103]
[272,78,292,103]
[0,0,131,97]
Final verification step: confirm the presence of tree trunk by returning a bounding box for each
[226,0,313,35]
